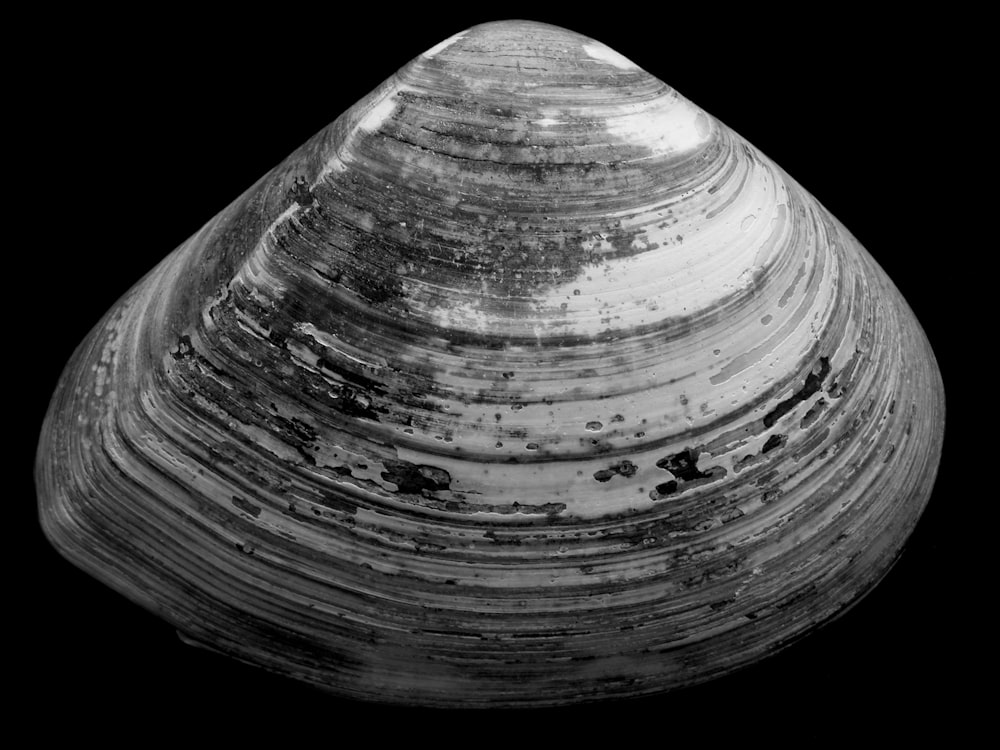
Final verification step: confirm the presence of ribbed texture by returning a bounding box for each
[36,20,944,706]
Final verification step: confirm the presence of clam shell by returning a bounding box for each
[35,20,944,707]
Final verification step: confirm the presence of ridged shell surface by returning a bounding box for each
[36,20,944,706]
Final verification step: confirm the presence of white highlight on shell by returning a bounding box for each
[420,294,495,334]
[604,94,712,156]
[315,81,413,185]
[422,32,465,58]
[294,322,385,370]
[358,93,400,133]
[582,42,640,70]
[215,201,301,325]
[244,202,300,282]
[269,203,301,232]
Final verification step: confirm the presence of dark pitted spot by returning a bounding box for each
[763,356,830,428]
[231,496,261,518]
[381,460,452,494]
[288,176,315,206]
[762,433,787,453]
[332,385,382,421]
[650,449,727,500]
[761,488,782,504]
[617,459,637,477]
[170,334,196,361]
[656,448,709,481]
[800,398,828,429]
[289,417,319,443]
[593,459,638,482]
[650,480,678,500]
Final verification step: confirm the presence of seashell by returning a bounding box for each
[35,19,945,707]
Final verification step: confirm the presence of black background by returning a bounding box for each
[21,6,976,741]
